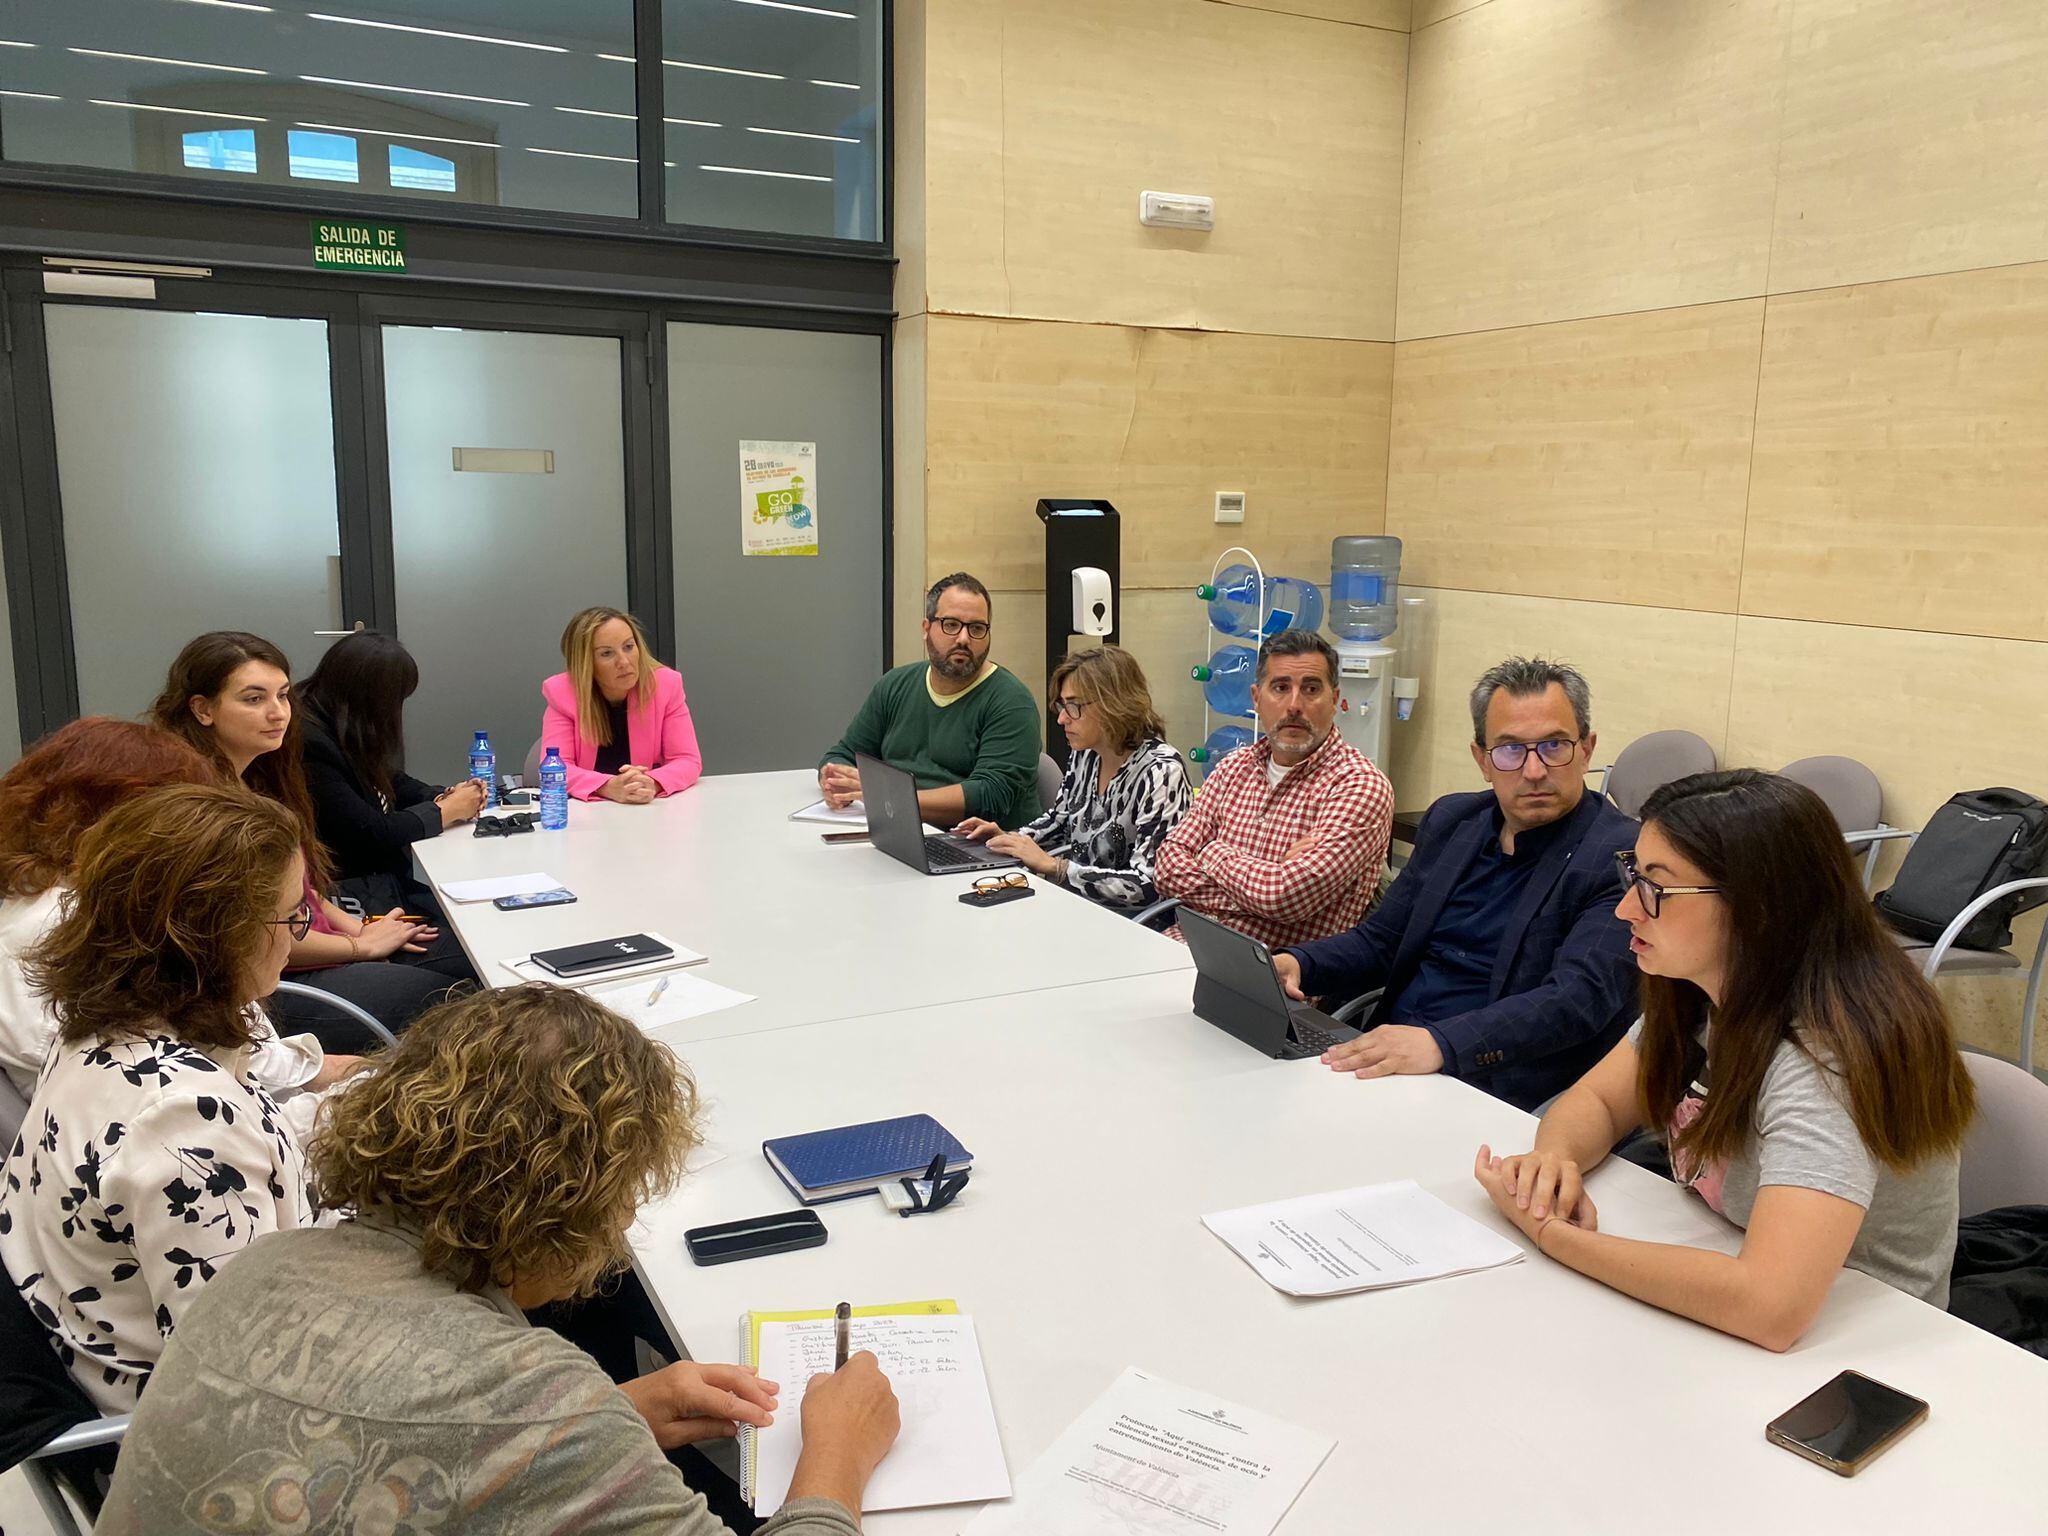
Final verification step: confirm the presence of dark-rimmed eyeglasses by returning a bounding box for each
[933,617,991,640]
[973,872,1028,896]
[1485,738,1580,772]
[1053,697,1090,720]
[268,899,314,941]
[1614,850,1721,918]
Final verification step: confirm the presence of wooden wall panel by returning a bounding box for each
[1398,0,1788,339]
[1383,586,1737,812]
[1770,0,2048,295]
[1213,0,1410,29]
[891,315,929,661]
[1412,0,1489,25]
[1385,302,1763,613]
[1742,263,2048,642]
[924,0,1405,340]
[925,316,1391,593]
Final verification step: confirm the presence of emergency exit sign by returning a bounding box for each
[310,219,407,272]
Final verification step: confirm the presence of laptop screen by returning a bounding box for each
[854,752,929,871]
[1179,909,1296,1017]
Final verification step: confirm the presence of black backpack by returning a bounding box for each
[1874,788,2048,950]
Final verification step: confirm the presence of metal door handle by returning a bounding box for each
[314,621,367,637]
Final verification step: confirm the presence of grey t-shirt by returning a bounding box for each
[1626,1018,1959,1305]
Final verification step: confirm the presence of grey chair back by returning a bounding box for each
[1780,755,1883,834]
[1958,1050,2048,1219]
[522,736,545,788]
[1603,730,1718,819]
[0,1068,27,1155]
[1036,754,1063,816]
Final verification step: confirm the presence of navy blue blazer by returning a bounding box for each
[1287,788,1641,1111]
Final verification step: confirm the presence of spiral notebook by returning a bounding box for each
[738,1298,1010,1517]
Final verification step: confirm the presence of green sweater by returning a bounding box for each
[822,661,1043,829]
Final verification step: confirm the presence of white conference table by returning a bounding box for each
[637,970,2048,1535]
[413,769,1192,1043]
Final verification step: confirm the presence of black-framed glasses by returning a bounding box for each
[1614,850,1721,918]
[973,872,1028,895]
[269,899,314,942]
[934,617,991,640]
[1486,738,1581,771]
[1053,697,1090,720]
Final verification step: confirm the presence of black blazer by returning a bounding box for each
[300,714,445,884]
[1288,788,1641,1111]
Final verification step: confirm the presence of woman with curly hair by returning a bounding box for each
[0,782,324,1410]
[98,985,901,1536]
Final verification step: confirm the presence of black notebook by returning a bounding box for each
[530,933,676,978]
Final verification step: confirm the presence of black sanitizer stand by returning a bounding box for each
[1035,498,1120,767]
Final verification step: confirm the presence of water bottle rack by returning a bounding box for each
[1194,545,1266,772]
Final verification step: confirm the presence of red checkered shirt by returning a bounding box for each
[1154,729,1393,952]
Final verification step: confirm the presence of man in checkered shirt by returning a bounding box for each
[1155,629,1393,951]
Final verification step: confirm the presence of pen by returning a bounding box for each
[646,974,671,1008]
[834,1301,851,1370]
[364,913,420,924]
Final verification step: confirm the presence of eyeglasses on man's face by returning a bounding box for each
[1486,738,1580,772]
[268,899,314,941]
[1053,696,1090,720]
[933,617,991,641]
[1614,850,1721,919]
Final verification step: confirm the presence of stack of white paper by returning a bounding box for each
[437,871,564,903]
[790,798,867,828]
[966,1367,1332,1536]
[586,968,755,1029]
[1202,1179,1523,1297]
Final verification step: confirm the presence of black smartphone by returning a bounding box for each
[493,888,578,912]
[1766,1371,1928,1477]
[530,933,674,977]
[684,1209,828,1266]
[821,830,870,845]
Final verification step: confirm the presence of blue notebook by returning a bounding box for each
[762,1114,972,1206]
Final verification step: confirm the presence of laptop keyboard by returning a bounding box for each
[922,837,984,868]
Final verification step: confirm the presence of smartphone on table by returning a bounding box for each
[684,1209,828,1266]
[1766,1371,1928,1476]
[493,888,578,911]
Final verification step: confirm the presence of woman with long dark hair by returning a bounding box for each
[1473,769,1975,1349]
[297,630,484,914]
[149,632,470,1041]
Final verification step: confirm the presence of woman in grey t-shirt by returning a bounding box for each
[1471,769,1976,1350]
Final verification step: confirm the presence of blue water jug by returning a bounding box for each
[538,747,569,831]
[468,731,498,809]
[1331,535,1402,641]
[1196,564,1325,638]
[1188,724,1255,771]
[1190,645,1259,719]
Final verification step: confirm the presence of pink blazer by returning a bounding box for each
[539,666,703,801]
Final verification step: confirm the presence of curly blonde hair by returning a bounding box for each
[28,781,302,1050]
[311,985,700,1296]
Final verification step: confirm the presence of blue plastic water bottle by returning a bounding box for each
[1196,564,1325,638]
[538,747,569,831]
[1189,645,1259,719]
[468,731,498,809]
[1188,724,1255,772]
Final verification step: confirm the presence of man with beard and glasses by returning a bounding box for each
[1274,657,1640,1112]
[818,573,1044,830]
[1155,629,1392,951]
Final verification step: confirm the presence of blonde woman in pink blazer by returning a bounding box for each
[540,608,703,803]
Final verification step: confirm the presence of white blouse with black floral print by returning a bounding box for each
[1018,739,1192,909]
[0,1029,319,1411]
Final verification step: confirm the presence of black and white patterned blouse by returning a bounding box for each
[1019,739,1192,908]
[0,1029,319,1411]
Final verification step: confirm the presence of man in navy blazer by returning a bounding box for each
[1275,658,1640,1112]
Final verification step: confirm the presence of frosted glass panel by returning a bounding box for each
[47,306,343,720]
[667,323,883,772]
[384,327,628,784]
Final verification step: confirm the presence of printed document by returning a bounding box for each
[790,798,867,828]
[1202,1179,1522,1297]
[965,1366,1332,1536]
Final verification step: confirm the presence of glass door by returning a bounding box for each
[42,303,353,718]
[381,323,633,782]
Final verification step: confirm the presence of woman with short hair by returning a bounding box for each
[1474,769,1976,1350]
[97,985,900,1536]
[0,782,325,1409]
[955,645,1190,909]
[542,606,703,803]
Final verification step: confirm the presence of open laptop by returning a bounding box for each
[1180,908,1364,1060]
[856,752,1023,876]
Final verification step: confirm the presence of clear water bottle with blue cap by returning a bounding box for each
[468,731,498,809]
[1190,645,1259,719]
[1189,724,1255,772]
[1195,564,1324,638]
[1331,535,1402,641]
[538,746,569,831]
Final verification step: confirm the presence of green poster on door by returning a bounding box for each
[310,219,408,273]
